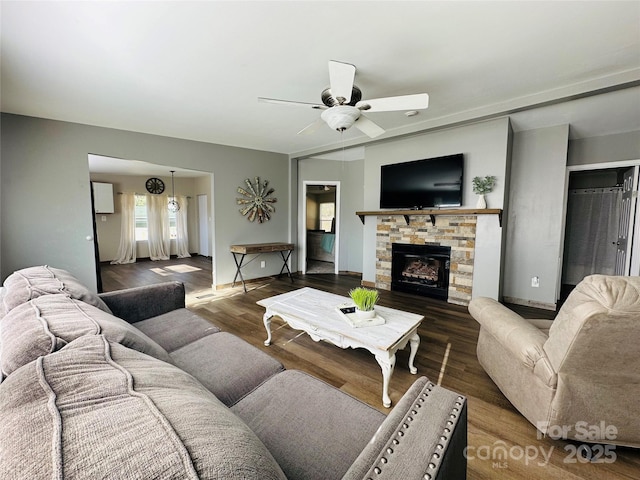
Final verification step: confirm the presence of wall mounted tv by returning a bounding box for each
[380,153,464,209]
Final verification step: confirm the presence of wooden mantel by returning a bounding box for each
[355,208,503,226]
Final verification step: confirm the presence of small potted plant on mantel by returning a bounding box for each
[349,287,380,319]
[472,175,496,209]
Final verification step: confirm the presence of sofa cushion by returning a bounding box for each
[1,265,111,315]
[0,294,172,377]
[171,332,284,406]
[133,308,220,352]
[0,335,287,480]
[232,370,386,480]
[98,281,187,323]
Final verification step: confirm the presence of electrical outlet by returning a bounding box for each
[101,215,107,222]
[531,276,540,288]
[260,261,266,268]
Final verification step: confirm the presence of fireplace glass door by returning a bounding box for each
[391,244,451,300]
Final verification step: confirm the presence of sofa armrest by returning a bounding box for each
[469,297,550,370]
[343,377,467,480]
[98,282,186,324]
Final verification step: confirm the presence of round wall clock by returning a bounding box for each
[145,177,165,194]
[236,176,277,223]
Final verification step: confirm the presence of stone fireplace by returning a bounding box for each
[375,215,477,306]
[392,243,451,300]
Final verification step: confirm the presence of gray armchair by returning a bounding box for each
[469,275,640,447]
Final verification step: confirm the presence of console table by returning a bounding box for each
[230,242,295,292]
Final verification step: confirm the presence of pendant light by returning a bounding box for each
[168,170,180,212]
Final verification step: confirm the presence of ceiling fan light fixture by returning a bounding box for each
[321,106,361,132]
[260,61,428,139]
[321,85,362,107]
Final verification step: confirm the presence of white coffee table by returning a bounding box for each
[257,287,424,407]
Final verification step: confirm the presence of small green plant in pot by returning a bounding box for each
[472,175,496,209]
[349,287,379,319]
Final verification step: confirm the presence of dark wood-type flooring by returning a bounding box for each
[100,257,640,479]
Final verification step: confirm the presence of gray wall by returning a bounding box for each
[297,158,364,273]
[504,127,640,308]
[568,130,640,166]
[362,117,512,300]
[503,125,569,308]
[3,111,636,304]
[0,113,289,290]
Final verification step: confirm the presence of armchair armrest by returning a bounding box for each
[344,377,467,480]
[98,282,186,324]
[469,297,551,372]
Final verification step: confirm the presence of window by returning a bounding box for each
[319,202,335,232]
[134,195,177,241]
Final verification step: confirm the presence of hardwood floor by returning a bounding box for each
[100,257,640,480]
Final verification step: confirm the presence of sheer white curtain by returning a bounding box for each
[175,195,191,258]
[563,187,622,284]
[147,195,170,260]
[110,193,137,264]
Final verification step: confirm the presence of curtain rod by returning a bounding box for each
[117,192,192,199]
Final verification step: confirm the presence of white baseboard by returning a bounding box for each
[503,296,556,311]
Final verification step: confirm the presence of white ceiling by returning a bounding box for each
[2,1,639,158]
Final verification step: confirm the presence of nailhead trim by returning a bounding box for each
[366,382,466,479]
[420,388,466,479]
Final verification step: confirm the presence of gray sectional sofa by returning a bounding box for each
[0,266,468,479]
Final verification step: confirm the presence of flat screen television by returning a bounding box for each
[380,153,464,209]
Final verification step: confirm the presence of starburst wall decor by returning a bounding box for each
[236,177,277,223]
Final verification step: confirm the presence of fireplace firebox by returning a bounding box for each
[391,243,451,301]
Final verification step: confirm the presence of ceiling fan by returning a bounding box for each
[258,60,429,138]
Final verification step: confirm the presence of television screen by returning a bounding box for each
[380,154,464,209]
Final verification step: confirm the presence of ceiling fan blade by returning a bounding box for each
[297,117,325,136]
[354,115,385,138]
[258,97,326,110]
[356,93,429,112]
[328,60,356,104]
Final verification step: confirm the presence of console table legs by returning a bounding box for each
[231,253,248,292]
[278,250,294,283]
[231,245,294,293]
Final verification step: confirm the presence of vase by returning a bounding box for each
[355,308,376,319]
[476,194,487,209]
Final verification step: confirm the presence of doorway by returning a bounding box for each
[87,154,214,290]
[561,164,639,301]
[303,182,339,274]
